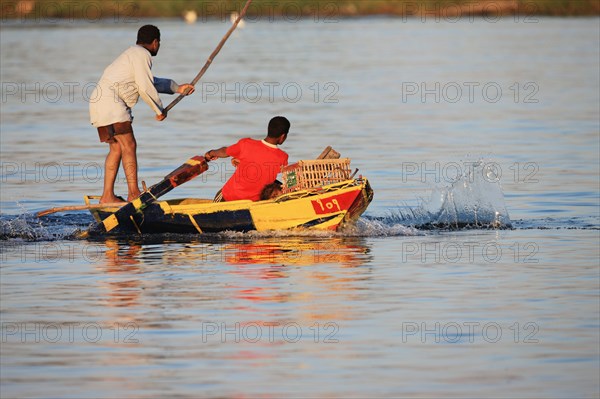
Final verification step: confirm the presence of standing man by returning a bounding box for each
[90,25,194,204]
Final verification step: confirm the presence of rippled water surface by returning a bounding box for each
[1,16,599,398]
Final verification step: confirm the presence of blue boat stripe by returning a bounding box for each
[192,210,256,233]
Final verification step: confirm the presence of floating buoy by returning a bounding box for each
[183,10,198,24]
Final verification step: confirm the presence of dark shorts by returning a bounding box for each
[97,121,133,143]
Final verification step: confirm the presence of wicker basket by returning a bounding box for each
[281,158,351,193]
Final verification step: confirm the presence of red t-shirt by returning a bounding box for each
[221,138,288,201]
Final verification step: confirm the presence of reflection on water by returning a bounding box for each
[221,237,371,266]
[75,236,375,326]
[93,236,373,318]
[100,239,143,308]
[1,230,599,397]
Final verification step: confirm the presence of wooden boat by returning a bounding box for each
[85,177,373,234]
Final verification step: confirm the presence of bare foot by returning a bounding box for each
[100,195,127,204]
[127,191,141,202]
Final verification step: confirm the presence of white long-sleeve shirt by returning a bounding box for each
[89,45,179,127]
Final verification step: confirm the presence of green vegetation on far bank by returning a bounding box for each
[2,0,599,20]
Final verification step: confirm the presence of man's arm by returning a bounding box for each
[154,78,195,96]
[154,77,179,94]
[133,52,164,117]
[133,53,195,121]
[204,147,229,161]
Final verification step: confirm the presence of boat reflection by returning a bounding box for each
[223,237,371,267]
[219,237,374,322]
[92,236,373,324]
[98,239,143,308]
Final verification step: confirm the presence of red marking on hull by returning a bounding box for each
[311,190,359,215]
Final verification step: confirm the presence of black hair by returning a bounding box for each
[260,181,283,201]
[137,25,160,44]
[267,116,290,138]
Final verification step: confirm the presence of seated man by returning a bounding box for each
[204,116,290,202]
[260,180,283,200]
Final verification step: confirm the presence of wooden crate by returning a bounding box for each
[282,158,351,193]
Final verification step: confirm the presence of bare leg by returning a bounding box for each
[100,141,125,204]
[114,133,141,201]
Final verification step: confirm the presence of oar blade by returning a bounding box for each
[165,155,208,187]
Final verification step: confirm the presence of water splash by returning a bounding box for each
[0,213,88,242]
[215,218,421,239]
[341,217,421,237]
[383,160,512,229]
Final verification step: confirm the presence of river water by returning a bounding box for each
[1,15,599,398]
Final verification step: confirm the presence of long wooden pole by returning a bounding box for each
[37,203,126,217]
[162,0,253,114]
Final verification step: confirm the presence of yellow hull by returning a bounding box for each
[86,178,373,234]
